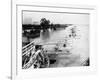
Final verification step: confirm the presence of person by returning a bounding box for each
[71,26,77,37]
[34,45,45,68]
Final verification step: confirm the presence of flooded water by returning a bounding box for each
[23,24,89,67]
[30,27,70,45]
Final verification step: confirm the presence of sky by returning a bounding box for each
[23,11,89,25]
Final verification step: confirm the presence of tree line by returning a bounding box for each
[22,18,67,30]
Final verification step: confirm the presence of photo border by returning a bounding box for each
[11,3,97,80]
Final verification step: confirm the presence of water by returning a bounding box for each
[24,24,89,67]
[30,27,70,45]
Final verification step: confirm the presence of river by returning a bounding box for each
[23,24,89,67]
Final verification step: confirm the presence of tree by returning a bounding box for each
[40,18,50,29]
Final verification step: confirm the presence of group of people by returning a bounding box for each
[22,45,49,69]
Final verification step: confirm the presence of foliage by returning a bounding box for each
[40,18,50,29]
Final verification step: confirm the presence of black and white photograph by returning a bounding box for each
[22,10,90,69]
[8,0,98,79]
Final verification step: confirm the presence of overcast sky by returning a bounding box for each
[23,11,89,25]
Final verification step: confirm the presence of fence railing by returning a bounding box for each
[22,41,35,56]
[22,41,36,69]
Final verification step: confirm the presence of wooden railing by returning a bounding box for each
[22,41,35,56]
[22,41,36,69]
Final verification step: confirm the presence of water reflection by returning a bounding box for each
[40,29,51,42]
